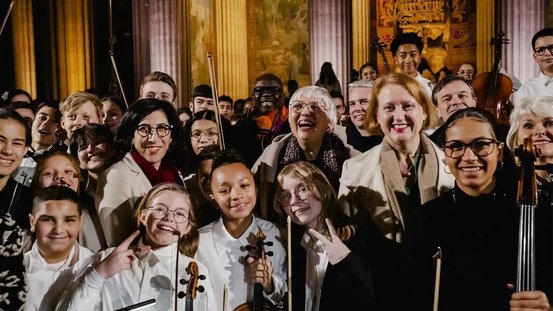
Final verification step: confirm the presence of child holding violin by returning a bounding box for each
[195,149,287,311]
[405,108,552,311]
[274,161,379,311]
[56,183,217,311]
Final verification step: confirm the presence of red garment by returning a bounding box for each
[130,149,182,186]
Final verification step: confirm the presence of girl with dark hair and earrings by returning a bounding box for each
[405,107,552,311]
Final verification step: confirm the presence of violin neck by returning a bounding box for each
[185,298,193,311]
[251,283,264,311]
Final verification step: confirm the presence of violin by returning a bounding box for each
[472,31,513,126]
[234,228,275,311]
[178,262,205,311]
[370,36,391,74]
[514,137,538,292]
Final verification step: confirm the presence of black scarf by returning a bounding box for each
[279,132,349,192]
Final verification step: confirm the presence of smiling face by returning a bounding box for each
[348,87,372,130]
[101,99,124,134]
[278,175,321,230]
[289,97,330,146]
[0,118,28,182]
[132,110,173,170]
[76,136,114,175]
[444,118,502,196]
[376,83,426,150]
[252,78,284,115]
[210,162,256,222]
[38,154,80,192]
[533,36,553,75]
[190,119,219,155]
[434,80,477,121]
[361,66,378,81]
[393,44,422,77]
[61,102,101,139]
[140,190,192,250]
[31,106,60,151]
[29,200,81,263]
[516,113,553,163]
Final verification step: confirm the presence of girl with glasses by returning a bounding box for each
[274,161,382,310]
[57,182,217,311]
[406,107,552,310]
[96,98,185,247]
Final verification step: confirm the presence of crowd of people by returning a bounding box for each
[1,27,553,311]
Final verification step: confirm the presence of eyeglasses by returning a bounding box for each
[443,138,503,159]
[147,205,189,223]
[277,184,310,206]
[190,130,219,141]
[253,86,282,95]
[534,45,553,56]
[136,124,173,137]
[289,101,325,114]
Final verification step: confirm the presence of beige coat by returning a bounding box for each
[95,153,152,247]
[338,137,455,242]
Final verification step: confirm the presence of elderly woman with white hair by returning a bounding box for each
[252,86,360,224]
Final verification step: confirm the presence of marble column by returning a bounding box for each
[352,0,370,73]
[215,0,249,99]
[476,0,495,76]
[309,0,352,95]
[11,0,36,98]
[133,0,190,107]
[501,0,545,86]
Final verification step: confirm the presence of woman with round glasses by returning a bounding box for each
[406,107,552,310]
[253,85,358,225]
[96,98,184,247]
[274,161,380,310]
[57,182,218,311]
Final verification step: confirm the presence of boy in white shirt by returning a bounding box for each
[24,186,93,311]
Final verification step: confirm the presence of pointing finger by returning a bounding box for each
[115,230,140,251]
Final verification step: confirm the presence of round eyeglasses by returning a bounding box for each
[136,124,173,138]
[277,184,310,206]
[190,130,219,141]
[147,205,189,223]
[443,138,503,159]
[289,101,325,114]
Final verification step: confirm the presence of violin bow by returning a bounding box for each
[207,52,226,150]
[0,1,14,39]
[108,0,129,108]
[432,247,442,311]
[287,216,292,311]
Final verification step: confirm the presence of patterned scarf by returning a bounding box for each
[279,131,349,192]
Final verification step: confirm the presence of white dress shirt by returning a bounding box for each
[302,231,328,311]
[513,71,553,105]
[415,72,434,99]
[56,243,217,311]
[195,216,287,311]
[24,242,94,311]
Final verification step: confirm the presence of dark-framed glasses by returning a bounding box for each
[136,124,173,137]
[534,45,553,56]
[147,205,189,223]
[190,130,219,141]
[289,101,325,114]
[443,138,503,159]
[277,184,310,206]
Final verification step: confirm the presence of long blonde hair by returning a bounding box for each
[134,182,199,257]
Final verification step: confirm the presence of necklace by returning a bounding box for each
[401,163,413,177]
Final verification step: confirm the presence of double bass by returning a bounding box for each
[472,31,513,126]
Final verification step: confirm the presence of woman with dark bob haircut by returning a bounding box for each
[96,98,185,247]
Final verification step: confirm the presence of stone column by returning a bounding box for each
[11,0,36,97]
[476,0,495,75]
[352,0,370,73]
[215,0,249,99]
[501,0,545,85]
[309,0,352,95]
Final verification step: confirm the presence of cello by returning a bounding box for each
[514,137,538,292]
[472,31,513,126]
